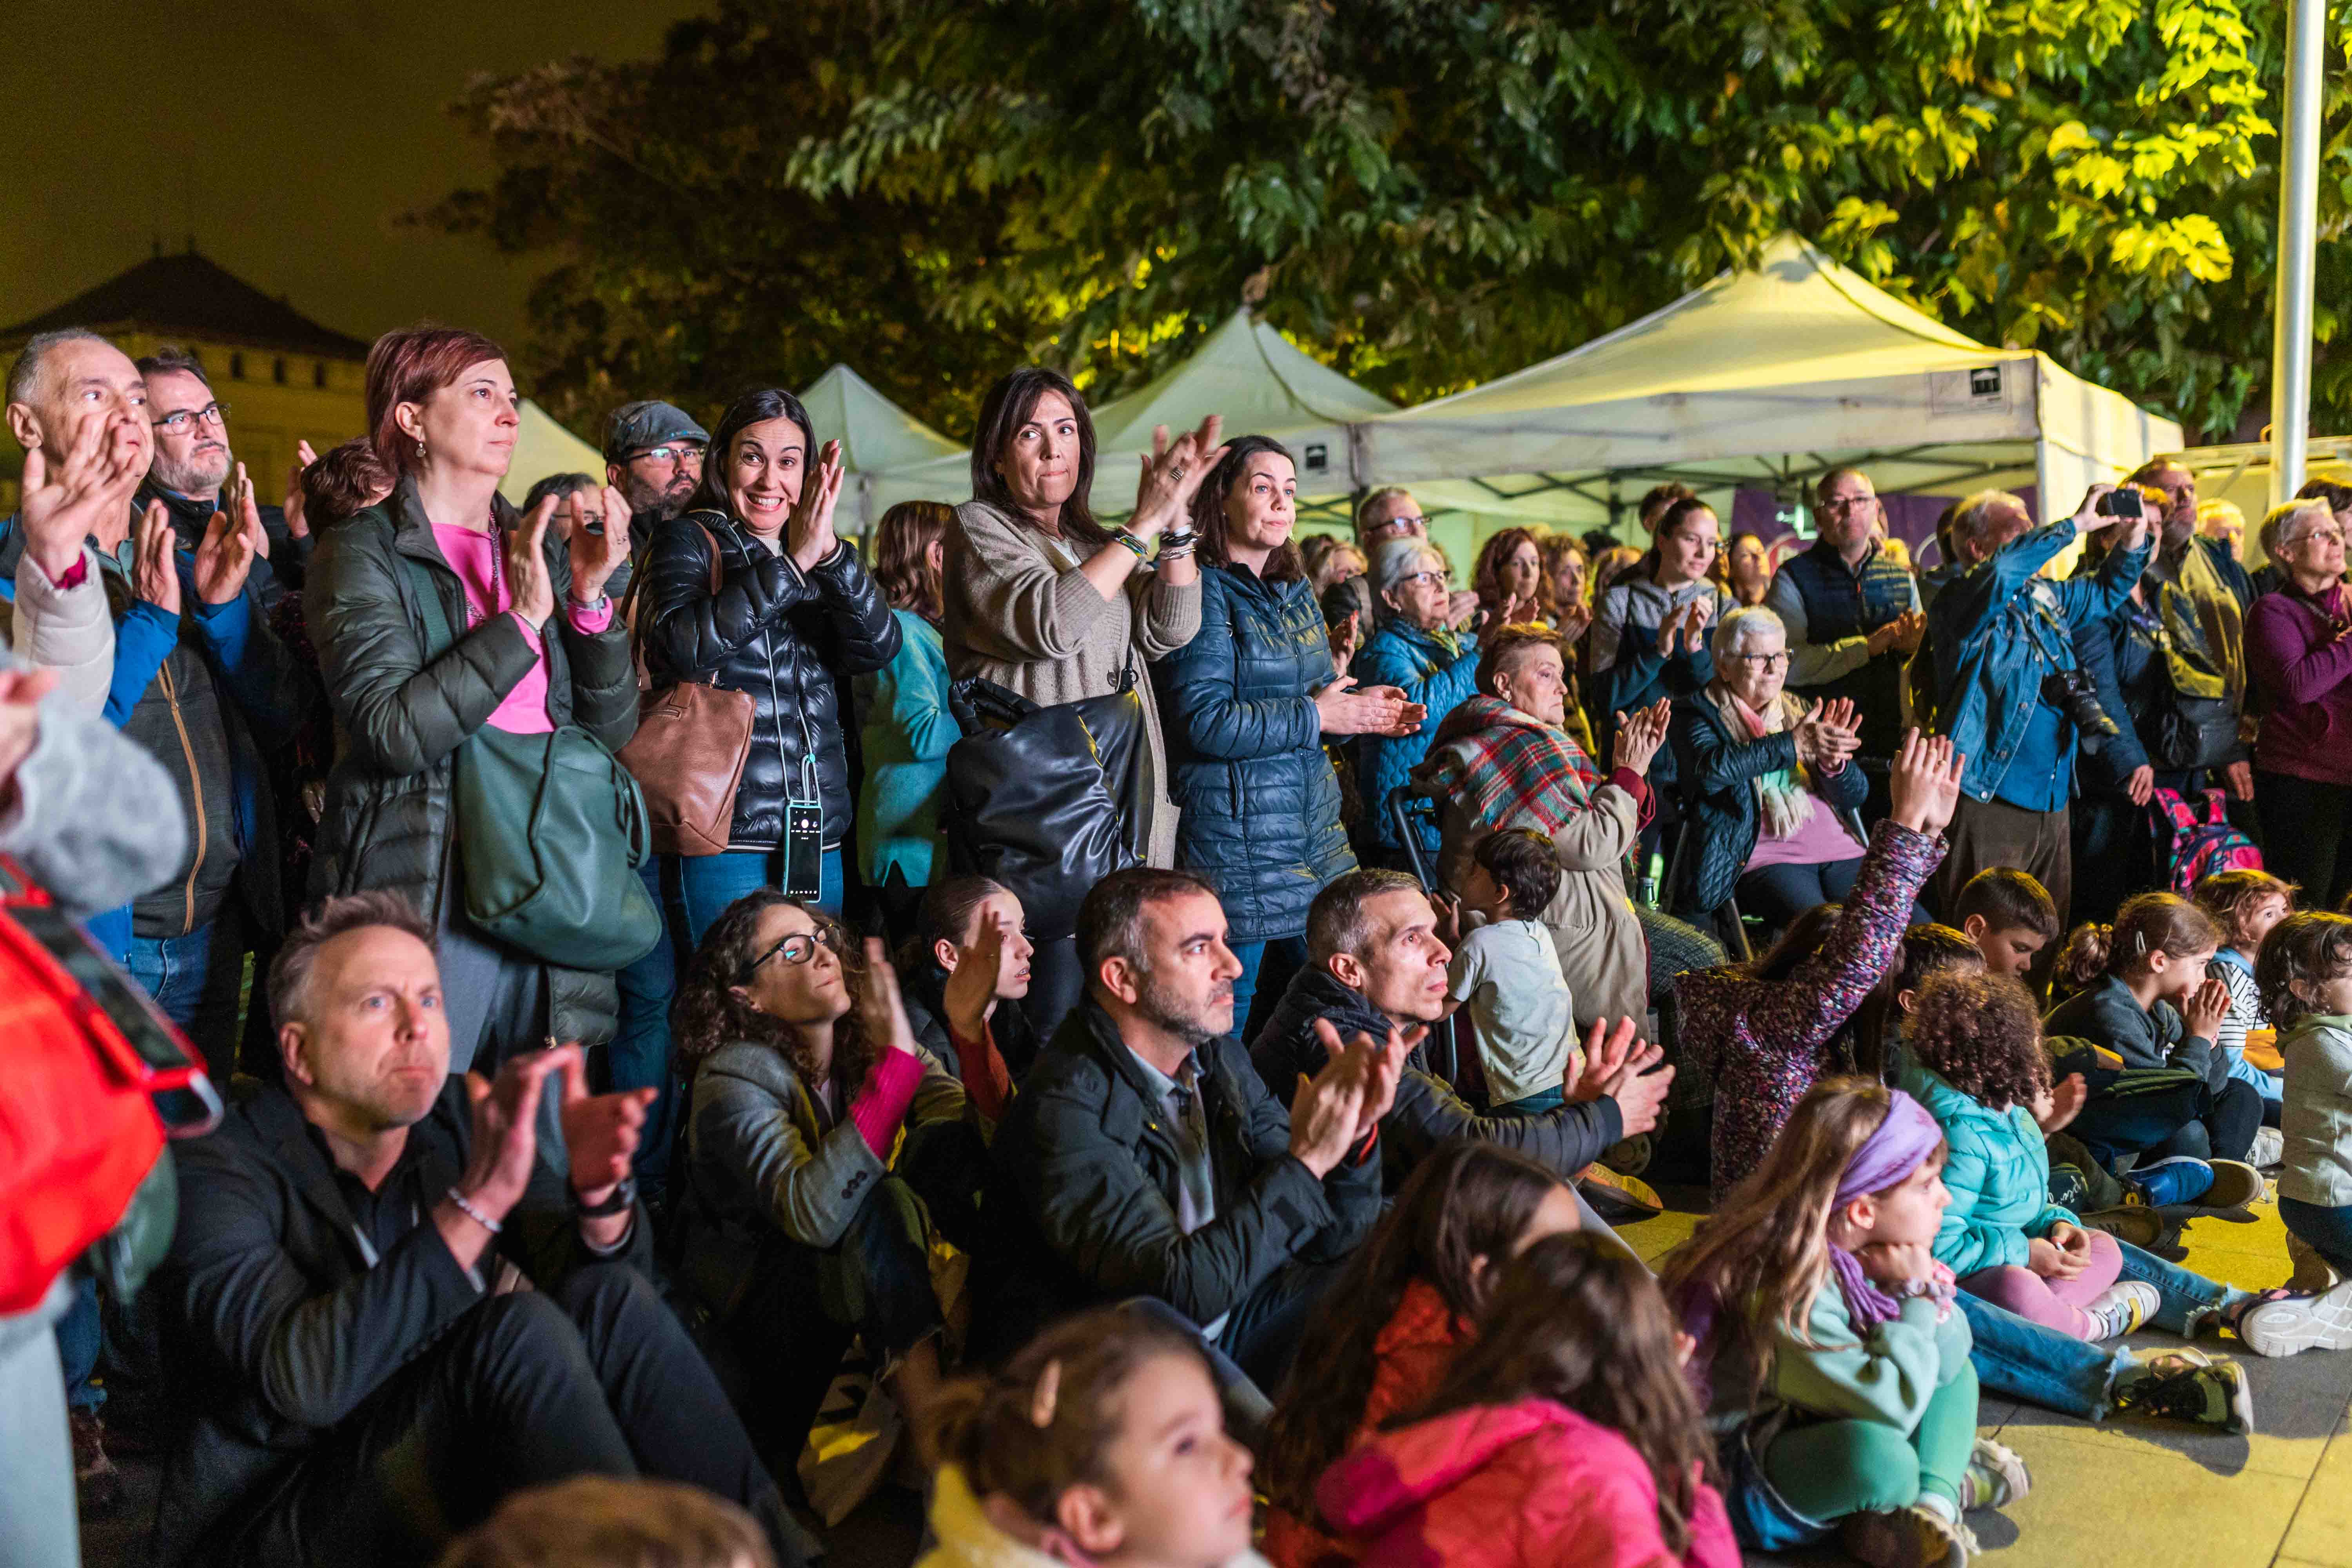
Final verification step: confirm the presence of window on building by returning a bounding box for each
[229,352,245,380]
[272,357,287,385]
[313,361,327,389]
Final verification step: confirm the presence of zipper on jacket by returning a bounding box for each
[157,659,205,936]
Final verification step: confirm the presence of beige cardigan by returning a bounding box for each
[943,498,1201,866]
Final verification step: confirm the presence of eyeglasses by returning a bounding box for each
[152,402,229,433]
[630,442,706,468]
[1399,568,1449,589]
[1727,650,1791,671]
[2299,526,2348,548]
[743,920,846,979]
[1819,495,1877,513]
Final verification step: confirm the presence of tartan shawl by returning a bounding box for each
[1412,694,1604,833]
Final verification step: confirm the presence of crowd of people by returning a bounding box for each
[10,316,2352,1568]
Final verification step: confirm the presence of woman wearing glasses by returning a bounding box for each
[673,891,989,1462]
[2249,498,2352,906]
[1353,537,1503,866]
[639,386,899,935]
[1590,495,1733,790]
[1665,605,1917,935]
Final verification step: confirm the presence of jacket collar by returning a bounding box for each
[240,1081,370,1249]
[1051,995,1209,1108]
[384,472,519,567]
[1804,535,1880,580]
[135,479,222,545]
[1287,963,1395,1041]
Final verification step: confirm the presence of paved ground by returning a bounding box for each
[80,1187,2352,1567]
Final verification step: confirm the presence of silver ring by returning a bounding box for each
[1169,463,1188,482]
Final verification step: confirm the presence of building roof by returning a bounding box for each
[0,249,371,361]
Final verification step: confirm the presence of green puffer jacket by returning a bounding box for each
[1898,1059,2076,1279]
[303,476,639,1044]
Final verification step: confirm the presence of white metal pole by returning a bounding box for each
[2272,0,2325,507]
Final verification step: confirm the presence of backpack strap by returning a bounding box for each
[398,552,457,663]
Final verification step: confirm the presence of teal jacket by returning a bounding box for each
[858,609,955,886]
[1899,1060,2076,1278]
[1768,1279,1973,1437]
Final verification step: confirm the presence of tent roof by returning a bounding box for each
[798,364,962,475]
[497,400,605,508]
[1356,233,2179,514]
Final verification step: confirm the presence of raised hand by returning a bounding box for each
[1288,1047,1368,1179]
[194,491,263,605]
[2034,1071,2088,1134]
[131,500,181,615]
[1131,415,1228,541]
[554,1044,655,1200]
[853,937,924,1063]
[283,439,319,541]
[456,1051,563,1222]
[18,412,145,580]
[2073,483,2121,534]
[2183,975,2232,1043]
[1557,599,1594,645]
[1608,698,1671,777]
[566,485,631,603]
[940,907,1007,1036]
[1887,729,1963,835]
[232,463,269,559]
[1682,599,1709,654]
[788,439,848,570]
[1328,608,1361,675]
[1570,1016,1671,1134]
[506,497,558,629]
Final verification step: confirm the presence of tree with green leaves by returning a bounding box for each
[436,0,2352,445]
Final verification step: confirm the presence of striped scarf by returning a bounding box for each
[1413,695,1603,833]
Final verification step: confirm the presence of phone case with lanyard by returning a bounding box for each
[783,753,825,902]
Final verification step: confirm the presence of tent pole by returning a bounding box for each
[2272,0,2325,507]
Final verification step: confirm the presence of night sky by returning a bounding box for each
[0,0,699,346]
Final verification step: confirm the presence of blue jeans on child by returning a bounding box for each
[2282,1196,2352,1276]
[1495,1087,1566,1116]
[1956,1239,2250,1419]
[672,845,845,947]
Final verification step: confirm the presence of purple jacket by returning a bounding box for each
[2248,583,2352,784]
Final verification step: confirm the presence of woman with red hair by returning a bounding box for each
[303,326,638,1068]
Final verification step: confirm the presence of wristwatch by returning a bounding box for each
[572,1175,637,1218]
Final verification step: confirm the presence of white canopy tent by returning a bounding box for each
[867,308,1578,543]
[496,399,607,508]
[798,363,964,532]
[1350,234,2183,539]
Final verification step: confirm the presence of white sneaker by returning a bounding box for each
[2085,1281,2161,1340]
[2238,1279,2352,1358]
[2252,1125,2285,1169]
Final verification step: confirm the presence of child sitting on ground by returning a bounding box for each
[1663,1078,2023,1568]
[919,1306,1270,1568]
[1951,867,2060,987]
[1443,829,1576,1114]
[1260,1142,1581,1568]
[1318,1233,1739,1568]
[1902,969,2288,1365]
[1857,923,1985,1083]
[2249,912,2352,1350]
[2043,893,2267,1208]
[2192,867,2294,1162]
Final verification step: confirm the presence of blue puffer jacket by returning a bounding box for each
[1925,520,2148,803]
[1898,1059,2077,1279]
[1156,563,1356,944]
[1350,619,1481,852]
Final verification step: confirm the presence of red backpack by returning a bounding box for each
[0,857,218,1313]
[2151,787,2263,895]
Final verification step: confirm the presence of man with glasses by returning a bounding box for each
[1765,466,1924,822]
[1335,487,1477,630]
[138,347,307,603]
[602,400,708,587]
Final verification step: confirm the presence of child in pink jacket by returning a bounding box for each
[1316,1234,1739,1568]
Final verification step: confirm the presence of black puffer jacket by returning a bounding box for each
[1667,692,1869,918]
[639,512,899,847]
[1154,562,1355,944]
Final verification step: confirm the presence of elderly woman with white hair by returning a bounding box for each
[1666,605,1918,934]
[1351,535,1497,862]
[2249,497,2352,905]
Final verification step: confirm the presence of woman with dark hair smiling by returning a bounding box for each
[942,366,1224,870]
[1156,434,1420,1031]
[306,325,635,1067]
[640,386,900,935]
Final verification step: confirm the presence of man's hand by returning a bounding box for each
[1570,1016,1671,1135]
[1288,1053,1368,1179]
[1301,1018,1410,1165]
[193,488,265,605]
[17,414,144,582]
[2225,759,2254,802]
[454,1053,563,1222]
[554,1045,653,1205]
[131,501,181,616]
[283,439,319,541]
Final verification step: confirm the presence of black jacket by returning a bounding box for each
[138,477,312,605]
[901,959,1043,1087]
[2043,973,2229,1096]
[639,512,899,847]
[975,996,1382,1359]
[1666,695,1869,917]
[151,1078,654,1567]
[1249,964,1623,1184]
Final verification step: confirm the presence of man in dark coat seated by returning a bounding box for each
[978,868,1400,1390]
[149,892,808,1568]
[1252,868,1674,1207]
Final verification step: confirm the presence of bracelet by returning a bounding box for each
[572,1175,637,1219]
[1112,530,1150,561]
[1161,528,1197,552]
[444,1186,503,1235]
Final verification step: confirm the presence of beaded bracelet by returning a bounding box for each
[445,1185,504,1235]
[1112,530,1150,560]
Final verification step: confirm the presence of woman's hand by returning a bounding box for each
[2034,1071,2088,1133]
[788,439,848,571]
[1316,677,1420,737]
[2183,975,2232,1042]
[1609,698,1671,777]
[1653,601,1693,658]
[506,497,558,630]
[283,439,320,541]
[566,485,632,605]
[1129,416,1227,541]
[1557,599,1593,646]
[940,909,1006,1039]
[1328,608,1361,675]
[1856,1241,1939,1291]
[2124,764,2155,808]
[1887,728,1964,835]
[854,937,922,1062]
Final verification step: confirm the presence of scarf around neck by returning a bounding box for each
[1827,1089,1953,1330]
[1413,693,1603,835]
[1705,682,1818,840]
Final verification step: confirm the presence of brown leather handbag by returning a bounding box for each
[616,521,756,857]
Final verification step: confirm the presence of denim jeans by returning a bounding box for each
[56,1276,102,1416]
[123,912,246,1082]
[672,846,844,948]
[2281,1195,2352,1276]
[606,859,681,1201]
[1228,935,1309,1045]
[1956,1290,2125,1420]
[2112,1237,2249,1336]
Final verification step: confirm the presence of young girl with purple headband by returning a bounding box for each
[1664,1078,2023,1568]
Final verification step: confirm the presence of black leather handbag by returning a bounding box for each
[2151,622,2239,772]
[942,676,1149,943]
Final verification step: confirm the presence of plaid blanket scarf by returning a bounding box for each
[1411,694,1604,833]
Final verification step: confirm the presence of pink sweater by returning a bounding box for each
[431,524,612,734]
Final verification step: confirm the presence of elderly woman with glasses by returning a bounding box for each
[1353,536,1502,863]
[672,890,991,1463]
[2249,499,2352,905]
[1666,605,1911,935]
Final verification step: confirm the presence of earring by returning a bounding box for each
[415,440,426,458]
